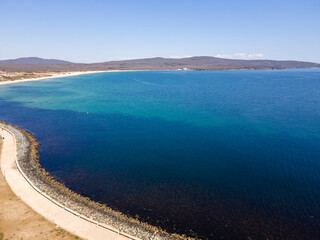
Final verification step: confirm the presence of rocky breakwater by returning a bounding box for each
[0,120,192,240]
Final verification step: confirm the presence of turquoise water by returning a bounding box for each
[0,70,320,239]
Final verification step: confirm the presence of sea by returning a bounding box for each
[0,70,319,239]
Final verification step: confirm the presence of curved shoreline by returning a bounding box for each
[0,70,131,86]
[0,121,189,240]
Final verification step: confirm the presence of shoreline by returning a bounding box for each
[0,70,123,86]
[1,67,318,86]
[0,120,190,240]
[0,136,79,240]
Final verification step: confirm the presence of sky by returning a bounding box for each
[1,0,319,63]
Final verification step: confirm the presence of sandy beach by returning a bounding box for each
[0,70,117,86]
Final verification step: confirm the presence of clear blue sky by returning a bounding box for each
[1,0,319,63]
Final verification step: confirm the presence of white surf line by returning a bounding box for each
[0,127,140,240]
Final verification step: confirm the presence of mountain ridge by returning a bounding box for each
[1,56,319,72]
[0,57,72,65]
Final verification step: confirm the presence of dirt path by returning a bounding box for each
[0,138,81,240]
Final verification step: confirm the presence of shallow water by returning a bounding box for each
[0,70,320,239]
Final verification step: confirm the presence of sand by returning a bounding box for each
[0,70,123,86]
[0,138,81,240]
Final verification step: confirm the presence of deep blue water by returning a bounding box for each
[0,70,320,239]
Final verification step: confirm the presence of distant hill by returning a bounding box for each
[0,56,319,72]
[0,57,72,65]
[97,56,320,70]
